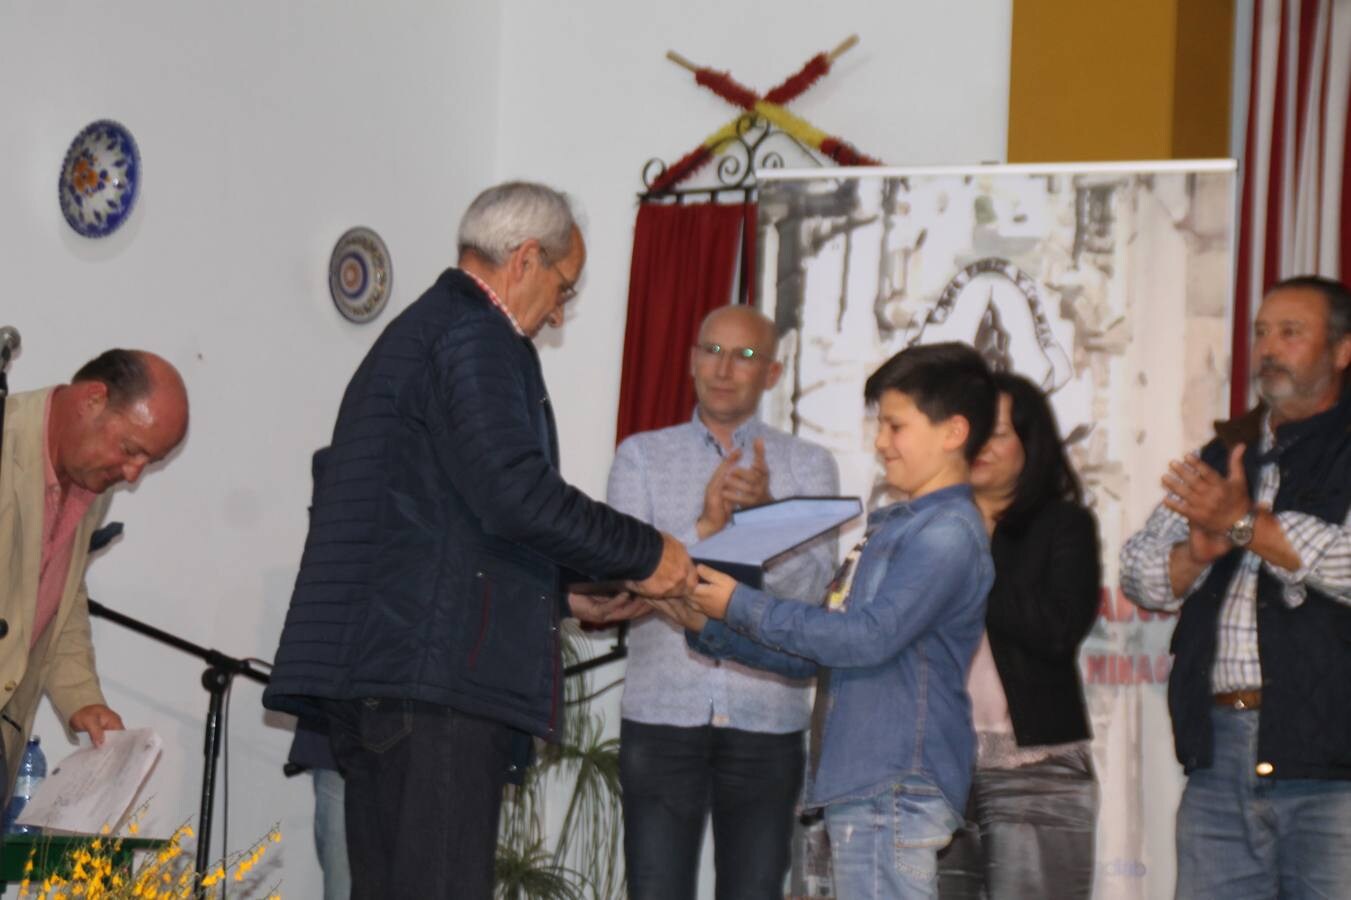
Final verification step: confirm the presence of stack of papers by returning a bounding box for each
[16,728,162,834]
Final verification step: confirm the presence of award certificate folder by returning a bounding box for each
[689,496,862,588]
[568,496,861,594]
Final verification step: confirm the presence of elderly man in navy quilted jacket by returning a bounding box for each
[263,181,698,899]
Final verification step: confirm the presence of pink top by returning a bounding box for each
[36,393,97,647]
[968,629,1091,768]
[967,631,1013,734]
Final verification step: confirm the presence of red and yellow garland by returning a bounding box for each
[648,36,880,195]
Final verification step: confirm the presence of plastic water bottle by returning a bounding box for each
[3,737,47,835]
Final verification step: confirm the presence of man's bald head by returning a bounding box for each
[697,305,779,357]
[53,349,189,493]
[691,305,783,434]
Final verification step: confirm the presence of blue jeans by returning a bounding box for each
[312,768,350,900]
[825,779,961,900]
[1175,707,1351,899]
[619,720,804,900]
[937,745,1098,899]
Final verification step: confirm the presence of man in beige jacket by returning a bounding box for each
[0,349,187,796]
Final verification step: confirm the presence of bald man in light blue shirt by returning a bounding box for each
[609,305,838,900]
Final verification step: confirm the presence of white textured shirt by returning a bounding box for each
[1120,415,1351,692]
[609,411,839,733]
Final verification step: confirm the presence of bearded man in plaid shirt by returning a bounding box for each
[1120,275,1351,899]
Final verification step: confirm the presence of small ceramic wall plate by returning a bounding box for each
[328,226,392,323]
[58,120,141,238]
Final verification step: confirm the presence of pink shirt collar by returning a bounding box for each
[462,269,526,338]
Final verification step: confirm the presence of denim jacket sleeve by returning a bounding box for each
[685,620,819,679]
[723,512,984,669]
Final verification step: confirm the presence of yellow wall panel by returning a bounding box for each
[1009,0,1233,162]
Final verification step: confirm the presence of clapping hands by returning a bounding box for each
[1162,444,1251,564]
[697,439,772,539]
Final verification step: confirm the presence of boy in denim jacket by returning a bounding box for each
[662,342,996,899]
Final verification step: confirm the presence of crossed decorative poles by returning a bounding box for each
[648,35,880,195]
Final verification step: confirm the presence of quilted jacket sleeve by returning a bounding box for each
[428,320,663,581]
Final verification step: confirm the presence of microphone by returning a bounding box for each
[0,326,19,362]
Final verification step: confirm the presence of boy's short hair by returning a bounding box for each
[864,342,997,463]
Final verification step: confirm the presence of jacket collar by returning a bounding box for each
[1215,387,1351,450]
[868,483,973,526]
[689,407,765,456]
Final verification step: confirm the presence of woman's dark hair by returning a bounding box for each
[994,372,1082,532]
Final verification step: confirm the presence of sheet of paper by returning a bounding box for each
[16,728,162,833]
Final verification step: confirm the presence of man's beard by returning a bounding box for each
[1255,360,1332,407]
[1256,363,1295,403]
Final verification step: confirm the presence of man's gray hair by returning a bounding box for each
[1269,275,1351,345]
[457,181,576,266]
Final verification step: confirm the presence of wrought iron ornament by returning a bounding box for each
[641,114,822,202]
[639,37,872,203]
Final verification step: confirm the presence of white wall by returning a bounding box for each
[3,1,1009,896]
[2,2,501,894]
[497,0,1012,499]
[494,2,1011,896]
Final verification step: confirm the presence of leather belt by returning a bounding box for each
[1213,689,1262,710]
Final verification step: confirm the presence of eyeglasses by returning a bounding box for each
[694,342,763,363]
[539,248,579,303]
[551,264,578,302]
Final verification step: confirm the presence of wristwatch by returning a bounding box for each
[1227,509,1257,547]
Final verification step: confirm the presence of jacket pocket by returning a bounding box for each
[462,563,554,701]
[889,781,960,882]
[891,781,959,848]
[355,698,412,754]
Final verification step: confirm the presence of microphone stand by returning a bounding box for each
[0,341,11,440]
[0,324,18,404]
[85,589,269,893]
[80,517,623,894]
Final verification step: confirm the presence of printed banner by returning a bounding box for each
[759,162,1237,900]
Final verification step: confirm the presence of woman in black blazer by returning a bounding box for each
[938,373,1101,900]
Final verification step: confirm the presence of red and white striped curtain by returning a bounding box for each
[1233,0,1351,415]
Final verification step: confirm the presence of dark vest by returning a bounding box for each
[1167,392,1351,779]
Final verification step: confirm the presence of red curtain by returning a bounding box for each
[1232,0,1351,415]
[614,202,752,444]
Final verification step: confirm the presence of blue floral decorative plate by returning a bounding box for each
[328,227,392,323]
[58,120,141,238]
